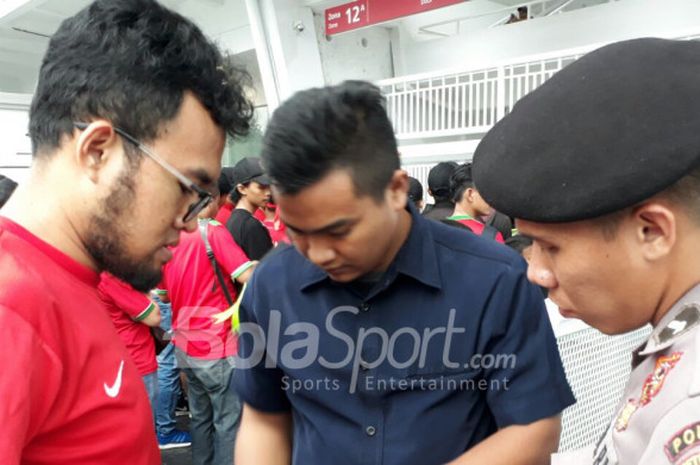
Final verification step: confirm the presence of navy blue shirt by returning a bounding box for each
[234,205,575,465]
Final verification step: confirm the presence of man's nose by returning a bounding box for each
[526,245,557,289]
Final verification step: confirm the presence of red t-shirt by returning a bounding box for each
[0,217,159,465]
[214,202,234,225]
[262,218,290,245]
[253,208,266,222]
[448,215,505,243]
[98,273,158,376]
[162,219,252,360]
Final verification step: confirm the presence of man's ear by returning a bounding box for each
[465,187,477,204]
[386,169,409,210]
[75,120,120,183]
[633,202,677,261]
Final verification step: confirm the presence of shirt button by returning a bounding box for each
[360,302,370,312]
[365,426,376,436]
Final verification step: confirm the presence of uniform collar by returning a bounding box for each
[637,283,700,357]
[299,202,442,292]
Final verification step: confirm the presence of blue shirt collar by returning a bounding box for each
[298,202,442,292]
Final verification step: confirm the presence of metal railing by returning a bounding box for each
[378,47,587,140]
[379,34,700,141]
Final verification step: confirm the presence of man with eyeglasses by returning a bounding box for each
[0,0,252,464]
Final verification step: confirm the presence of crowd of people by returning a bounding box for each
[2,1,700,465]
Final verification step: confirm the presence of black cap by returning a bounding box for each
[217,167,236,195]
[407,177,423,203]
[232,157,270,186]
[473,38,700,223]
[428,161,458,197]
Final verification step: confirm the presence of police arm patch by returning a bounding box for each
[665,421,700,464]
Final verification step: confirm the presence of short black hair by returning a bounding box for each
[407,177,423,205]
[218,167,236,196]
[230,181,248,203]
[0,175,18,208]
[30,0,253,157]
[261,80,399,201]
[449,163,474,203]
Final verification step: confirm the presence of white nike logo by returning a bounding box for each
[104,360,125,398]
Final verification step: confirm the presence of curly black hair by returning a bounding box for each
[30,0,253,156]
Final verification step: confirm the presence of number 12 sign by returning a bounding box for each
[325,0,466,36]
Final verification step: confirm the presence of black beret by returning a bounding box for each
[472,38,700,223]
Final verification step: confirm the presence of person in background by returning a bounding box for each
[407,176,425,211]
[486,210,515,241]
[0,0,253,463]
[260,200,290,246]
[162,187,255,465]
[474,38,700,465]
[0,175,17,208]
[226,157,273,259]
[447,163,504,242]
[214,167,236,225]
[234,80,574,465]
[422,161,458,220]
[152,283,193,449]
[98,273,161,411]
[506,6,529,24]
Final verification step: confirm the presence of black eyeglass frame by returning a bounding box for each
[74,122,213,222]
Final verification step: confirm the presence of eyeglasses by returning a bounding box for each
[74,122,213,223]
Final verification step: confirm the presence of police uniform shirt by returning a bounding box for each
[234,203,575,465]
[554,284,700,465]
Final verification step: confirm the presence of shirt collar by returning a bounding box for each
[637,283,700,357]
[298,202,442,292]
[0,216,100,287]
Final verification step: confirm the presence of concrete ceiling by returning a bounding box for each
[0,0,250,94]
[0,0,612,94]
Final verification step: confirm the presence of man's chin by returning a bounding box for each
[103,262,162,292]
[325,267,360,283]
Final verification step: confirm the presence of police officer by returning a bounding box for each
[473,38,700,465]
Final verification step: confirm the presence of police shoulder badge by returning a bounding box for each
[615,352,683,432]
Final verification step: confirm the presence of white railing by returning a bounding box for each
[379,46,588,140]
[380,34,700,141]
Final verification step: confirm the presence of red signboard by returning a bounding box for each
[325,0,466,36]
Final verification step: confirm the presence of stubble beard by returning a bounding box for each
[85,160,162,292]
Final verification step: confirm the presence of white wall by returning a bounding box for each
[254,0,325,103]
[314,13,394,85]
[176,0,255,54]
[399,0,700,75]
[0,92,32,185]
